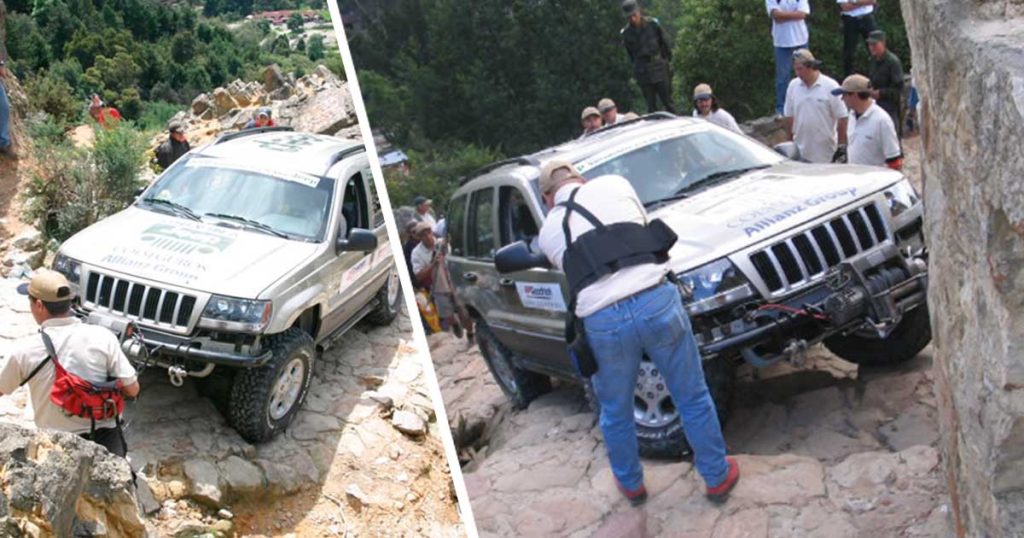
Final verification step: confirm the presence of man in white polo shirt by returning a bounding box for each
[765,0,810,116]
[832,74,902,169]
[784,49,848,163]
[837,0,878,77]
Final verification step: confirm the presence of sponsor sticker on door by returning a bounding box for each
[514,282,567,312]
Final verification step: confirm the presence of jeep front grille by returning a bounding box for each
[84,272,196,329]
[749,203,889,294]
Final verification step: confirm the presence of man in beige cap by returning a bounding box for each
[535,162,738,507]
[1,270,140,456]
[598,98,623,126]
[831,74,902,169]
[580,106,603,137]
[784,48,848,163]
[691,83,742,134]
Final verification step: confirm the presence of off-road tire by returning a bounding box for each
[475,320,551,409]
[824,305,931,366]
[366,268,402,325]
[228,328,315,443]
[584,356,735,460]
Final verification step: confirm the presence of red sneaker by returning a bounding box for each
[616,481,648,507]
[706,456,740,503]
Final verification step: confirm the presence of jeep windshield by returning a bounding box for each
[140,157,334,241]
[582,128,784,207]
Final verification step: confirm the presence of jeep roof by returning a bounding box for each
[189,128,365,178]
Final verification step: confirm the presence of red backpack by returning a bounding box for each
[20,331,125,425]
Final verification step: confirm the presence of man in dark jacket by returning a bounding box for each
[621,0,675,114]
[156,122,191,170]
[866,30,904,137]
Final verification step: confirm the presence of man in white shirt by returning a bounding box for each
[580,106,603,137]
[692,83,743,134]
[0,271,140,456]
[765,0,810,116]
[837,0,879,77]
[409,222,436,288]
[536,161,738,507]
[784,49,849,163]
[832,74,902,169]
[598,98,622,126]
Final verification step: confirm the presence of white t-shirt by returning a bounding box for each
[0,317,137,434]
[784,74,849,163]
[766,0,810,48]
[693,108,743,134]
[417,211,437,230]
[538,176,669,318]
[410,242,434,275]
[838,0,874,18]
[847,102,901,167]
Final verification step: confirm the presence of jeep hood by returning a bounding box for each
[652,162,904,272]
[59,207,321,298]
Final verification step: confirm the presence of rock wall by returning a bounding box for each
[900,1,1024,535]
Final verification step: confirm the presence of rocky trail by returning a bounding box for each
[0,280,463,537]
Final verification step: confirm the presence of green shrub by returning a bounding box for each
[93,122,149,203]
[24,73,81,128]
[137,101,185,132]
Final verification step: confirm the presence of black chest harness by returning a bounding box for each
[558,188,678,302]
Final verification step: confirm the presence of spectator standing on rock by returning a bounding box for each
[833,74,902,169]
[838,0,878,77]
[766,0,810,117]
[536,161,739,507]
[88,94,122,129]
[580,106,603,137]
[0,271,140,457]
[0,3,11,157]
[402,220,421,289]
[598,98,623,126]
[244,107,276,129]
[692,84,742,134]
[866,30,904,137]
[156,121,191,170]
[413,195,437,229]
[784,49,848,163]
[621,0,676,114]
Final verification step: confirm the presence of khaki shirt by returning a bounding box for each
[0,317,137,434]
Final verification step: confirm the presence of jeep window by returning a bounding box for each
[448,195,468,256]
[142,159,333,241]
[498,186,539,247]
[467,188,495,259]
[361,168,385,228]
[583,130,783,206]
[340,172,370,237]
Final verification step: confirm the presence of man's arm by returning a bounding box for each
[655,21,672,62]
[837,117,849,145]
[771,10,807,21]
[122,381,140,398]
[881,58,905,104]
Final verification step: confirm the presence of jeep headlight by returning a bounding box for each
[199,296,272,333]
[52,254,82,284]
[883,179,919,218]
[677,259,754,315]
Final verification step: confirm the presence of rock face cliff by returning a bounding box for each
[901,0,1024,535]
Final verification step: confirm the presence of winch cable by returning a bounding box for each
[756,303,830,321]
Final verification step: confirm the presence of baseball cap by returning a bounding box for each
[17,270,74,303]
[539,160,582,195]
[581,106,601,121]
[598,98,617,113]
[413,195,431,206]
[693,83,713,100]
[792,49,823,68]
[831,74,872,95]
[866,30,887,44]
[622,0,638,16]
[257,107,272,118]
[411,221,432,235]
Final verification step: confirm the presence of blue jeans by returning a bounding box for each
[0,80,10,149]
[584,281,729,491]
[773,43,806,116]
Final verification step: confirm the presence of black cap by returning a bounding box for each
[413,195,430,206]
[867,30,886,44]
[622,0,638,16]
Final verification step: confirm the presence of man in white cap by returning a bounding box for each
[580,106,603,137]
[692,83,742,134]
[598,98,622,126]
[784,48,848,163]
[535,161,739,507]
[832,74,902,170]
[0,270,140,457]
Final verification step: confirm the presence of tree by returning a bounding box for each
[306,33,324,60]
[287,11,304,34]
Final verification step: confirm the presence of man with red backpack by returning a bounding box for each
[0,270,140,457]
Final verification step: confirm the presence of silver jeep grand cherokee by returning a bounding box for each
[51,128,403,442]
[448,114,928,459]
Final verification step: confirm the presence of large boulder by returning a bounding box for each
[262,64,288,93]
[280,86,356,135]
[210,88,239,117]
[0,423,145,537]
[901,0,1024,535]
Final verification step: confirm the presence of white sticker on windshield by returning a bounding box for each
[515,282,567,312]
[184,161,321,188]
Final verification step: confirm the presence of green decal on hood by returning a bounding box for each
[140,223,236,255]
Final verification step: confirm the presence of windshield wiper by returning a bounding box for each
[141,197,201,221]
[203,213,289,239]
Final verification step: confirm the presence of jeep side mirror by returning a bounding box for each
[495,241,550,273]
[773,141,801,161]
[337,228,377,254]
